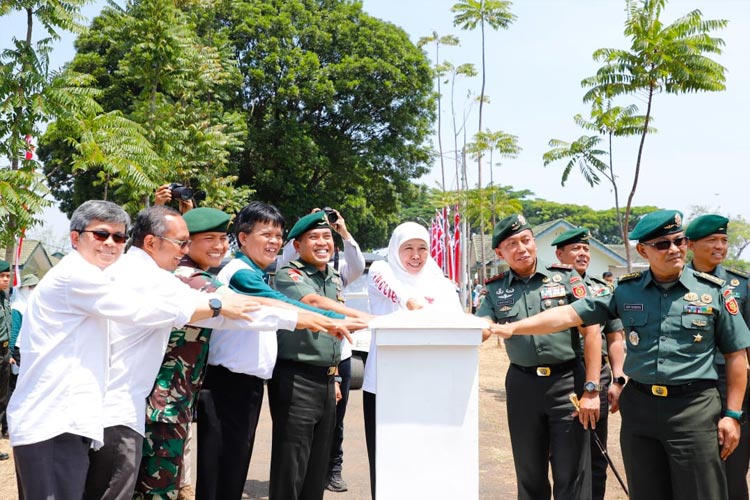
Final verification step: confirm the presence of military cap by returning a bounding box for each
[0,259,9,273]
[492,214,531,249]
[182,207,231,234]
[20,274,39,287]
[551,227,590,248]
[629,209,683,242]
[287,211,331,241]
[685,214,729,241]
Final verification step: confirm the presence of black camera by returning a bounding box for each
[169,183,206,203]
[322,207,338,223]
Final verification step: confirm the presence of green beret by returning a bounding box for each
[685,214,729,241]
[182,207,231,235]
[287,211,332,241]
[551,227,590,248]
[492,214,531,249]
[0,259,9,273]
[629,210,683,242]
[20,274,39,287]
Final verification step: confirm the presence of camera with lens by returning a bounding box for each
[322,207,338,223]
[169,183,206,203]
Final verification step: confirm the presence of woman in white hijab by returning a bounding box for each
[362,222,463,498]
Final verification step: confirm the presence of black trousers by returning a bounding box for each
[328,356,351,477]
[591,363,612,500]
[14,432,92,500]
[196,364,265,500]
[717,364,750,500]
[84,425,143,500]
[0,349,10,436]
[619,382,726,500]
[363,390,376,500]
[505,362,591,500]
[268,361,336,500]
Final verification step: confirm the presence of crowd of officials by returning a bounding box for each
[0,188,749,500]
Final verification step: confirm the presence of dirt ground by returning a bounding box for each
[0,340,636,499]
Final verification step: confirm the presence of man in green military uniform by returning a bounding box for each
[476,214,602,500]
[686,214,750,500]
[271,211,371,500]
[491,209,750,500]
[0,259,11,461]
[551,228,626,500]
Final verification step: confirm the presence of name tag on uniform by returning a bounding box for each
[540,285,566,299]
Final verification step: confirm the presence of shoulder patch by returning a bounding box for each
[485,272,506,285]
[290,260,305,269]
[726,268,749,279]
[548,263,573,271]
[618,272,642,283]
[287,268,304,282]
[693,270,726,287]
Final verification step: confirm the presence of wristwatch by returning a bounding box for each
[613,376,627,386]
[334,376,343,384]
[208,298,222,318]
[724,409,746,424]
[584,381,602,393]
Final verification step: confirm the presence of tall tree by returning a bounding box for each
[452,0,515,281]
[418,32,459,192]
[581,0,727,270]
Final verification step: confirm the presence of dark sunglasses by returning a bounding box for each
[80,229,128,244]
[641,236,687,251]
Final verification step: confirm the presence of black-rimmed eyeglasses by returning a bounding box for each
[156,235,191,249]
[79,229,128,244]
[641,236,687,251]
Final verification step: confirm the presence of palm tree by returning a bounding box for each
[581,0,727,269]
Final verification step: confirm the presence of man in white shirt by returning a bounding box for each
[8,201,261,500]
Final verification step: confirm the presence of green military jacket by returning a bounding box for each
[145,258,224,424]
[573,268,750,384]
[274,259,343,367]
[476,260,590,366]
[0,290,10,344]
[581,273,623,356]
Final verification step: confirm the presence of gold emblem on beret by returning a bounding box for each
[731,279,740,287]
[629,331,640,346]
[675,213,682,226]
[701,294,712,304]
[518,215,527,226]
[684,292,698,302]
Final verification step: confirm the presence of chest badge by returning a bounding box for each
[629,331,640,346]
[693,333,703,343]
[684,292,698,302]
[701,294,713,304]
[731,279,740,287]
[552,274,562,283]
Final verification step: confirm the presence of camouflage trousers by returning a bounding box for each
[133,421,190,500]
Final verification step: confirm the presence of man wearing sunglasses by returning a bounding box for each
[686,214,750,500]
[489,209,750,500]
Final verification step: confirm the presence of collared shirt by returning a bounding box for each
[208,253,301,379]
[572,268,750,384]
[274,260,343,367]
[0,289,11,343]
[7,251,192,448]
[476,260,589,366]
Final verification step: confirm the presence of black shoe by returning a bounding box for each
[0,451,9,461]
[326,473,348,492]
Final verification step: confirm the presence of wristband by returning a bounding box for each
[334,376,343,384]
[723,409,745,423]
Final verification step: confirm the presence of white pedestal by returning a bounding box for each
[372,309,485,500]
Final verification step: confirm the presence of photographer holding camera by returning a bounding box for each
[154,183,206,215]
[277,207,365,493]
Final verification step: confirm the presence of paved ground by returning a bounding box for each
[0,341,633,499]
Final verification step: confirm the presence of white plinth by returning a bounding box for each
[372,309,485,500]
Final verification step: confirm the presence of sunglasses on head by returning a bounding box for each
[641,236,687,251]
[80,229,128,244]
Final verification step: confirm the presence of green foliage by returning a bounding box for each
[452,0,516,32]
[543,136,608,187]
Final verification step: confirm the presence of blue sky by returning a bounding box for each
[2,0,748,241]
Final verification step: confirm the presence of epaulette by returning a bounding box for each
[617,272,642,283]
[693,270,725,287]
[290,260,305,269]
[485,272,506,285]
[726,268,749,279]
[547,263,574,271]
[590,275,615,292]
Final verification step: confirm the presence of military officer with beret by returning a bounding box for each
[686,214,750,500]
[271,211,371,500]
[476,214,602,500]
[552,227,626,500]
[0,259,11,461]
[491,209,750,500]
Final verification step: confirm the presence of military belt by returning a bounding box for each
[276,359,337,379]
[511,358,579,377]
[628,379,716,398]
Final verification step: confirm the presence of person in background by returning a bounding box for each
[363,221,466,498]
[0,259,11,461]
[551,227,626,500]
[602,271,615,285]
[686,214,750,500]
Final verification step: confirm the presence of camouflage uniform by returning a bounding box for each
[134,258,226,499]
